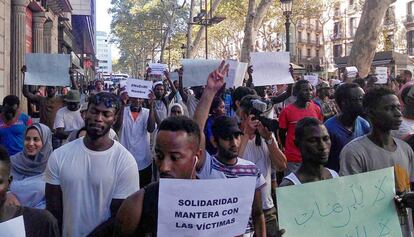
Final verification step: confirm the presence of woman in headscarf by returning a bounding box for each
[9,123,53,208]
[169,103,184,117]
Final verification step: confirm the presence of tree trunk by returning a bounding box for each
[186,0,195,58]
[240,0,273,63]
[188,0,223,58]
[347,0,396,78]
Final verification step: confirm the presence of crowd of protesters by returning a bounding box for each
[1,61,414,237]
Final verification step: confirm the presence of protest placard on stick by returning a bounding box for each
[126,78,153,99]
[157,177,256,237]
[24,53,71,86]
[250,52,294,86]
[277,168,402,237]
[375,67,388,84]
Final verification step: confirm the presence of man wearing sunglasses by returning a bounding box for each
[45,92,140,237]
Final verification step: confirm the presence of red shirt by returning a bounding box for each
[279,101,323,163]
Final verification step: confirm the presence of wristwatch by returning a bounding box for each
[265,138,274,145]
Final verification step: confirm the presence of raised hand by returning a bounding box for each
[206,60,229,92]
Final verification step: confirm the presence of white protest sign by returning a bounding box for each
[251,52,294,86]
[304,75,319,86]
[375,67,388,84]
[25,53,71,86]
[0,215,26,237]
[226,60,248,88]
[345,66,358,78]
[181,59,247,88]
[181,59,221,87]
[126,78,153,99]
[149,63,167,76]
[158,177,256,237]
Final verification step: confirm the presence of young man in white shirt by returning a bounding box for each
[118,94,156,188]
[53,90,84,142]
[45,92,140,237]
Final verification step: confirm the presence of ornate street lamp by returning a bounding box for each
[280,0,293,52]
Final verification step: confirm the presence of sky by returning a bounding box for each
[96,0,120,60]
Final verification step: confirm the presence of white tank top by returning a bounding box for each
[283,168,339,185]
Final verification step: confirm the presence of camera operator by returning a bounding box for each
[237,94,287,237]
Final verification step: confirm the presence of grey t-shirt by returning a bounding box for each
[339,135,414,237]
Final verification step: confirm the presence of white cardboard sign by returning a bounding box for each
[250,52,294,86]
[304,75,319,86]
[375,67,388,84]
[157,177,256,237]
[126,78,153,99]
[0,215,26,237]
[149,63,167,76]
[25,53,71,86]
[181,59,246,88]
[345,66,358,78]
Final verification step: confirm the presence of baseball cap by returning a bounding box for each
[65,90,81,103]
[316,81,330,91]
[212,116,243,139]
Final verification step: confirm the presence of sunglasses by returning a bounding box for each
[90,94,120,110]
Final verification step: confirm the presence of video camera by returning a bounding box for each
[249,99,279,146]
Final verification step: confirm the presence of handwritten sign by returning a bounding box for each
[304,75,319,86]
[158,177,256,237]
[0,215,26,237]
[126,78,153,99]
[149,63,167,76]
[375,67,388,84]
[250,52,294,86]
[277,168,402,237]
[25,53,71,86]
[226,60,247,88]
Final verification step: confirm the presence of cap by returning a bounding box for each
[316,81,330,91]
[153,81,164,90]
[212,116,243,139]
[65,90,81,103]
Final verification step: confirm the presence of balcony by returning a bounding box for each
[330,33,343,41]
[306,23,314,31]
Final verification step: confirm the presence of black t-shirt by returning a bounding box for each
[9,206,59,237]
[136,182,159,237]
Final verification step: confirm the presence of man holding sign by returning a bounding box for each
[116,89,157,188]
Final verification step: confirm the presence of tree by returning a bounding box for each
[347,0,396,78]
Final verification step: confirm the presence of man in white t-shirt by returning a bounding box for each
[118,95,156,188]
[53,90,84,141]
[237,95,287,237]
[45,92,140,237]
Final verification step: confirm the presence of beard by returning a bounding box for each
[130,105,142,112]
[217,146,238,161]
[85,119,111,139]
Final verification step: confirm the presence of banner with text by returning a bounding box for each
[158,177,256,237]
[304,75,319,86]
[127,78,153,99]
[181,59,246,88]
[251,52,294,86]
[25,53,71,86]
[149,63,167,76]
[277,168,402,237]
[375,67,388,84]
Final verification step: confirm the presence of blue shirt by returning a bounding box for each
[324,116,370,172]
[0,113,32,156]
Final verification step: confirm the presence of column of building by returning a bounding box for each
[32,12,46,53]
[10,0,29,100]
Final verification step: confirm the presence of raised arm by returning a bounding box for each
[21,66,42,103]
[177,68,188,102]
[146,92,156,132]
[193,61,229,170]
[165,71,177,102]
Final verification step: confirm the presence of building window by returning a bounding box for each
[349,0,354,5]
[307,48,311,57]
[334,22,341,38]
[298,31,302,42]
[298,48,302,59]
[316,50,320,57]
[409,1,414,16]
[307,33,311,43]
[333,45,342,57]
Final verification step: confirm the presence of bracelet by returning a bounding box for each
[265,138,273,145]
